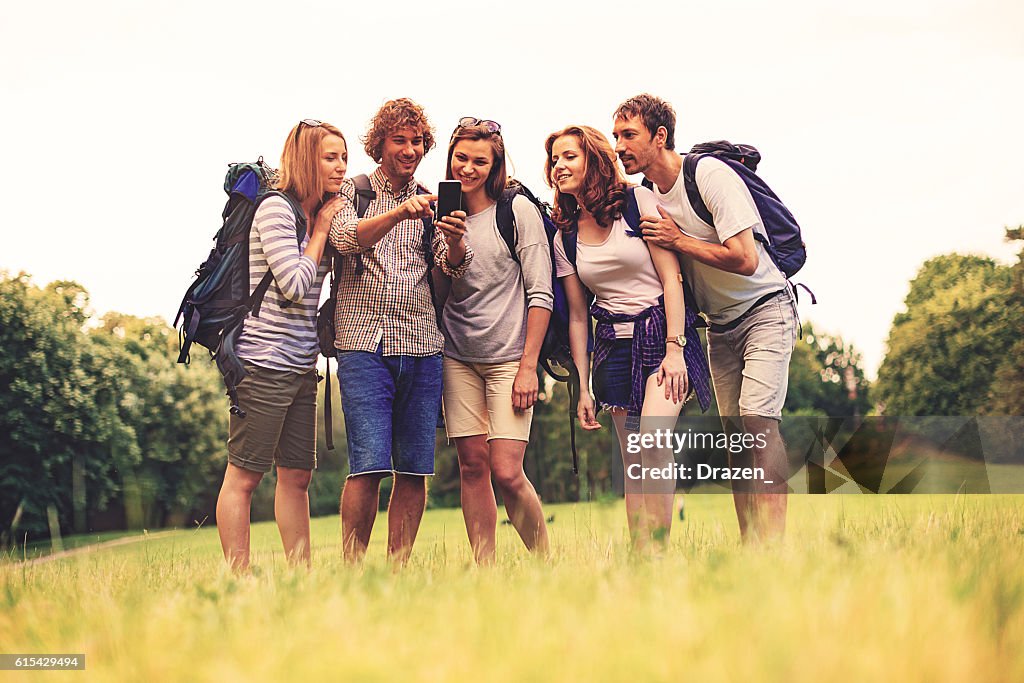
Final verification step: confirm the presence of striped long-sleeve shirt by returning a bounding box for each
[236,194,331,372]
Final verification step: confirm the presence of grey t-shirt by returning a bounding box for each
[441,195,554,363]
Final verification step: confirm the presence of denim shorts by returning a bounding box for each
[336,346,442,477]
[591,339,657,411]
[707,288,798,420]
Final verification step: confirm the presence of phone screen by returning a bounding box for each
[436,180,462,221]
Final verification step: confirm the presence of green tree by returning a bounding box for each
[987,227,1024,415]
[785,322,871,417]
[0,275,126,540]
[876,254,1015,415]
[90,313,226,528]
[1,274,231,543]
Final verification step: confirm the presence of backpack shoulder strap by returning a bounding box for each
[622,186,642,236]
[349,174,375,276]
[641,177,654,191]
[413,183,444,329]
[683,154,773,255]
[682,154,715,227]
[260,190,307,240]
[562,224,578,268]
[351,174,375,219]
[496,188,520,265]
[249,190,306,315]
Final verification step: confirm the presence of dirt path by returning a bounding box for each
[17,530,184,566]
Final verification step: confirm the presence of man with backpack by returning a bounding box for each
[612,93,799,543]
[327,98,473,564]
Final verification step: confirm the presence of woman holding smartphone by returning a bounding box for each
[544,124,695,551]
[438,118,553,564]
[216,119,346,571]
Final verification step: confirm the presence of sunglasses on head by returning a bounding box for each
[456,117,501,135]
[294,118,322,144]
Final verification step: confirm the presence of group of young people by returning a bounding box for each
[215,94,799,570]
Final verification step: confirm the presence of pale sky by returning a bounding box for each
[3,0,1022,378]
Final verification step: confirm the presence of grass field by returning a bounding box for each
[2,495,1023,682]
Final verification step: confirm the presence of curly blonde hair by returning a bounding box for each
[362,98,436,163]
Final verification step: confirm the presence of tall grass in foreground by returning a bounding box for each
[1,495,1022,682]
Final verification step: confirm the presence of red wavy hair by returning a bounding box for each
[544,125,628,230]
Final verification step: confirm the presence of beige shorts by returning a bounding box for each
[442,357,533,442]
[707,289,799,420]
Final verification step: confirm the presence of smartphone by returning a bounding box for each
[436,180,462,221]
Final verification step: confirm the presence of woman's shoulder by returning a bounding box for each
[630,184,657,201]
[253,193,299,231]
[256,192,298,216]
[509,192,544,220]
[627,183,661,217]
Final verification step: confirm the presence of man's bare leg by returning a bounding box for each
[387,473,427,565]
[742,415,787,543]
[340,472,386,562]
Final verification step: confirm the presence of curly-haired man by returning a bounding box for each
[329,98,472,564]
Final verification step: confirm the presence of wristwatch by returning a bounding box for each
[668,334,687,348]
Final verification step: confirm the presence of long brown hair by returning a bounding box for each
[543,125,628,229]
[278,121,346,203]
[445,123,507,201]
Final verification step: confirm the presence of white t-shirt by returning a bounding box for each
[553,186,663,338]
[651,156,786,325]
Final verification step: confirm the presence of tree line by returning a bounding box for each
[1,227,1018,540]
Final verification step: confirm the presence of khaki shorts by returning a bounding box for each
[707,289,799,420]
[227,363,319,473]
[442,357,533,442]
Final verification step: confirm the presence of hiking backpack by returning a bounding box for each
[174,158,305,417]
[643,141,811,286]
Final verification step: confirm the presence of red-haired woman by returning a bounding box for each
[544,124,704,551]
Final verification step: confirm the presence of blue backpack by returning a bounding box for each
[174,158,305,417]
[644,141,810,283]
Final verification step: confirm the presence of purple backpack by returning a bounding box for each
[644,140,808,279]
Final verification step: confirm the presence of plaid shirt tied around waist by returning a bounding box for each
[591,298,712,431]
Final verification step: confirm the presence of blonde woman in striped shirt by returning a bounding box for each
[216,120,346,572]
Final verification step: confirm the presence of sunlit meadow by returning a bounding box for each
[2,495,1022,682]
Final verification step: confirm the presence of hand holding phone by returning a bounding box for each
[436,180,462,222]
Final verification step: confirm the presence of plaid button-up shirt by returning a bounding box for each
[329,168,473,356]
